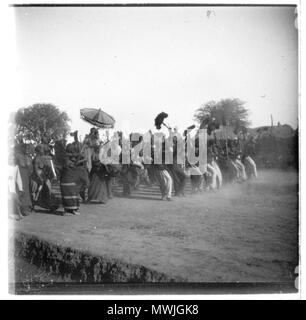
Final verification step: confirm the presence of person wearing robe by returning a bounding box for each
[8,152,23,220]
[211,154,223,188]
[232,138,247,182]
[119,138,142,196]
[206,140,222,190]
[189,162,204,193]
[187,137,204,193]
[99,133,122,198]
[165,134,187,197]
[205,148,218,191]
[15,143,33,215]
[30,144,58,211]
[87,145,109,204]
[152,137,173,200]
[227,140,241,183]
[241,135,258,179]
[82,128,101,173]
[60,143,89,214]
[68,130,90,202]
[54,135,67,179]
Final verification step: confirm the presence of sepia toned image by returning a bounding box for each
[8,3,299,295]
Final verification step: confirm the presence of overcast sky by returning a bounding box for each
[14,6,298,138]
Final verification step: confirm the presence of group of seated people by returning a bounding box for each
[8,127,258,219]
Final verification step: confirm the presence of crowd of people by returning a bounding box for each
[8,126,258,220]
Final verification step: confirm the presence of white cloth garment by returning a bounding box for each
[244,156,258,178]
[161,169,173,199]
[212,160,222,188]
[8,165,23,194]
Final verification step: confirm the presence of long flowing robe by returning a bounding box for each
[15,152,32,213]
[87,159,109,203]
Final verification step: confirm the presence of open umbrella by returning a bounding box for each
[154,112,171,130]
[80,108,115,129]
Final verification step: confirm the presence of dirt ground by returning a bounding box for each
[11,169,298,283]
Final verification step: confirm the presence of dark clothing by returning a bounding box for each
[30,154,58,210]
[54,139,67,176]
[87,161,107,203]
[120,164,141,195]
[61,167,79,211]
[190,171,203,191]
[60,144,89,211]
[60,162,89,211]
[30,173,58,210]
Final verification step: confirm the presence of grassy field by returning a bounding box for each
[11,169,298,284]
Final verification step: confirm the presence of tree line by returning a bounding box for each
[10,99,250,145]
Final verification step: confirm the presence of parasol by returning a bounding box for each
[80,108,115,129]
[154,112,171,130]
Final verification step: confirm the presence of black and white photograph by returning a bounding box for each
[2,1,302,298]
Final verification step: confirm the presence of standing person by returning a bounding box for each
[30,144,58,211]
[215,140,230,184]
[39,134,58,180]
[144,135,173,201]
[8,151,23,220]
[87,145,109,204]
[15,143,33,216]
[186,137,204,193]
[41,134,52,156]
[206,150,217,191]
[100,132,122,198]
[233,138,247,182]
[242,135,258,179]
[211,155,223,188]
[156,138,173,200]
[53,134,67,179]
[121,164,133,196]
[227,139,240,183]
[129,134,144,190]
[82,128,101,173]
[119,137,140,196]
[235,155,247,181]
[150,163,173,201]
[69,130,90,202]
[212,141,223,188]
[166,135,187,197]
[166,164,186,196]
[120,163,142,196]
[207,140,222,189]
[189,163,204,193]
[60,143,89,215]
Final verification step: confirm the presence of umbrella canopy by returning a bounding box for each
[80,108,115,129]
